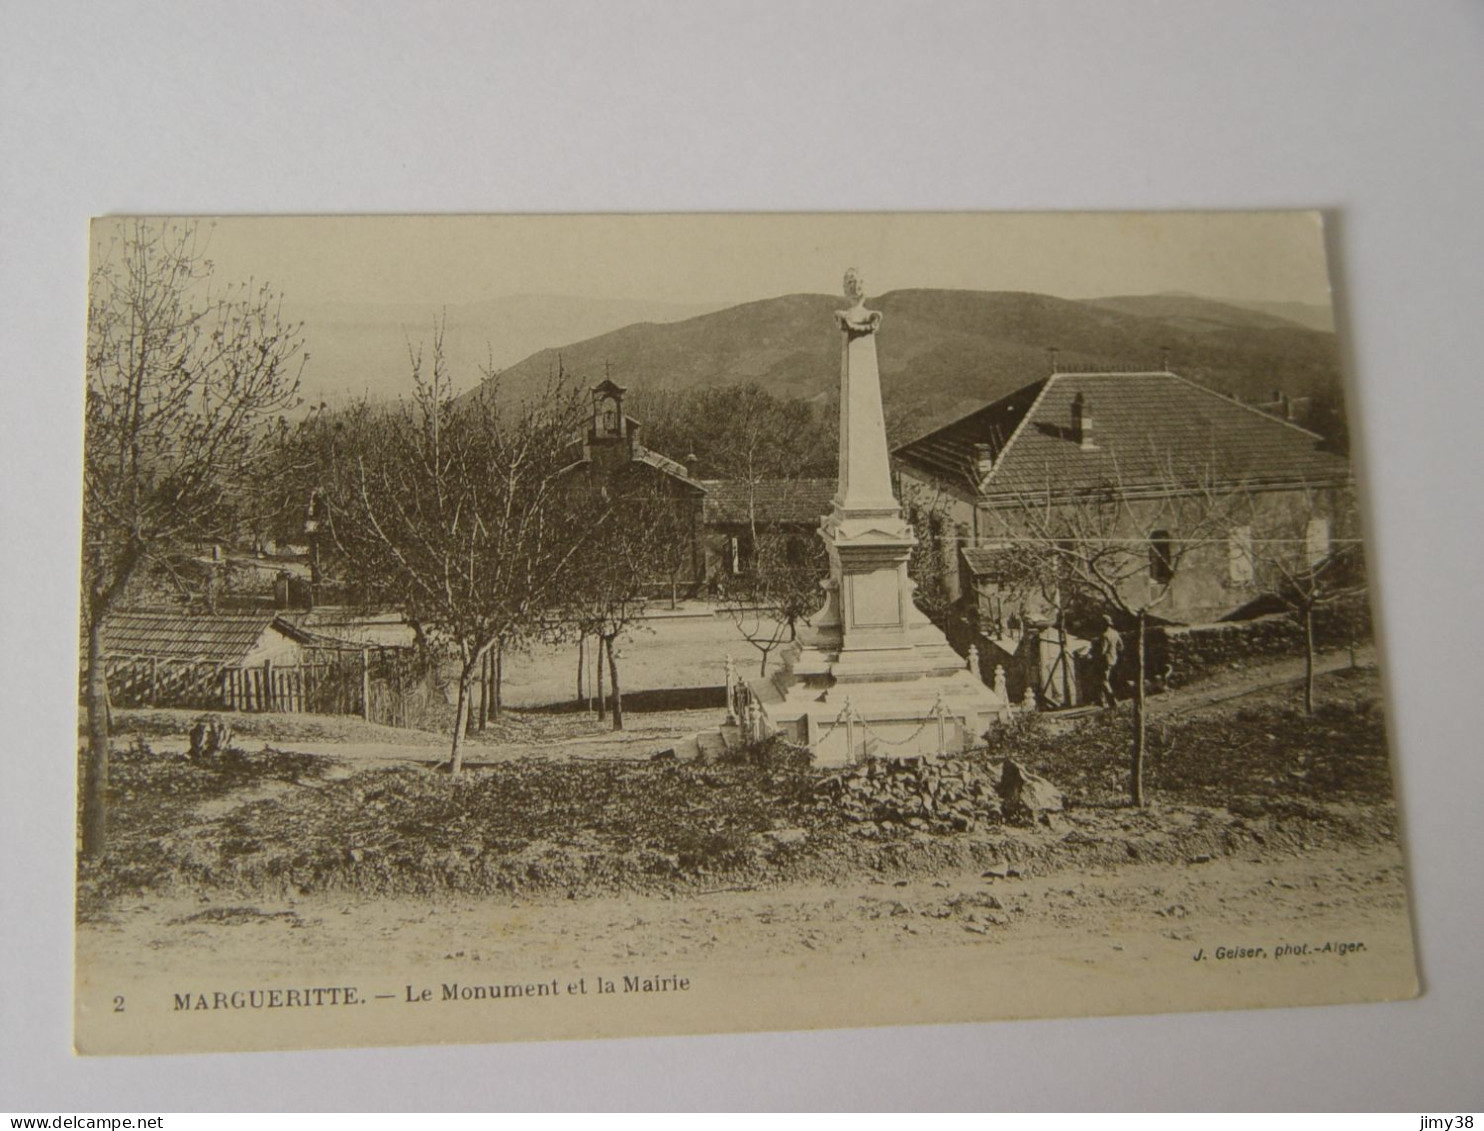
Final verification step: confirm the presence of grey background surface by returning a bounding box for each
[2,0,1481,1112]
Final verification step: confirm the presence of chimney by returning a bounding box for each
[1072,392,1097,451]
[973,443,994,479]
[685,451,700,478]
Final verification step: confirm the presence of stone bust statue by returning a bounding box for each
[835,268,883,335]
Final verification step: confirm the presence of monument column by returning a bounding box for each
[834,270,900,516]
[745,269,1009,765]
[817,270,955,677]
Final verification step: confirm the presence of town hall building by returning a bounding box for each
[891,368,1357,705]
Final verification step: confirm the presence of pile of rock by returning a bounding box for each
[814,756,1065,834]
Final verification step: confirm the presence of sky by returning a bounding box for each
[91,211,1336,309]
[87,212,1337,403]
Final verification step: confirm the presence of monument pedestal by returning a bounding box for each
[747,270,1009,767]
[751,655,1008,766]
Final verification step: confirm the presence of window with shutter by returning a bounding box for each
[1149,530,1174,583]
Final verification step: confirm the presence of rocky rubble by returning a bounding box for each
[997,759,1066,824]
[813,756,1064,834]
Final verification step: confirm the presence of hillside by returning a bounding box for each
[465,289,1345,441]
[1085,292,1336,334]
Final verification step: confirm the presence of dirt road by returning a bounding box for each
[75,837,1416,1053]
[124,646,1377,772]
[139,708,722,766]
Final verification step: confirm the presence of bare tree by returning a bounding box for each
[720,524,828,677]
[571,566,648,732]
[1232,481,1365,714]
[899,478,960,624]
[986,455,1236,806]
[316,327,594,771]
[635,383,834,673]
[565,477,694,729]
[634,384,834,483]
[81,219,306,858]
[644,488,700,610]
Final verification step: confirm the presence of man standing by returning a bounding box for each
[1094,614,1123,709]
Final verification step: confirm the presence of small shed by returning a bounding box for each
[104,610,308,666]
[99,610,314,710]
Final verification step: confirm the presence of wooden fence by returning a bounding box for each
[104,656,235,712]
[98,647,431,722]
[362,648,440,730]
[220,657,364,714]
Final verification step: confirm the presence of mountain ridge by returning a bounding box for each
[460,288,1346,442]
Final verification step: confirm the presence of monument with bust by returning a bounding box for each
[743,271,1010,765]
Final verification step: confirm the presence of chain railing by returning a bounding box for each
[725,652,1005,763]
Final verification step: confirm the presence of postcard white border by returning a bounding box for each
[3,0,1483,1111]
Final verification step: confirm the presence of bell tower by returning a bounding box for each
[590,377,627,442]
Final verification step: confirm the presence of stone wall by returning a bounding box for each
[930,595,1372,707]
[1314,596,1372,649]
[1158,615,1302,687]
[1157,598,1371,688]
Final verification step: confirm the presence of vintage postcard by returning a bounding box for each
[75,212,1416,1055]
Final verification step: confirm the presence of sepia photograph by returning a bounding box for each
[73,211,1417,1056]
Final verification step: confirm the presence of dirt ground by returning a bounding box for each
[115,642,1378,768]
[500,601,776,709]
[124,705,721,766]
[74,835,1417,1053]
[74,648,1419,1053]
[81,837,1411,976]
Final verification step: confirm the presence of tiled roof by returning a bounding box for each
[558,442,707,492]
[102,611,305,663]
[894,372,1350,501]
[893,380,1048,489]
[960,547,1005,577]
[633,447,706,490]
[699,478,837,525]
